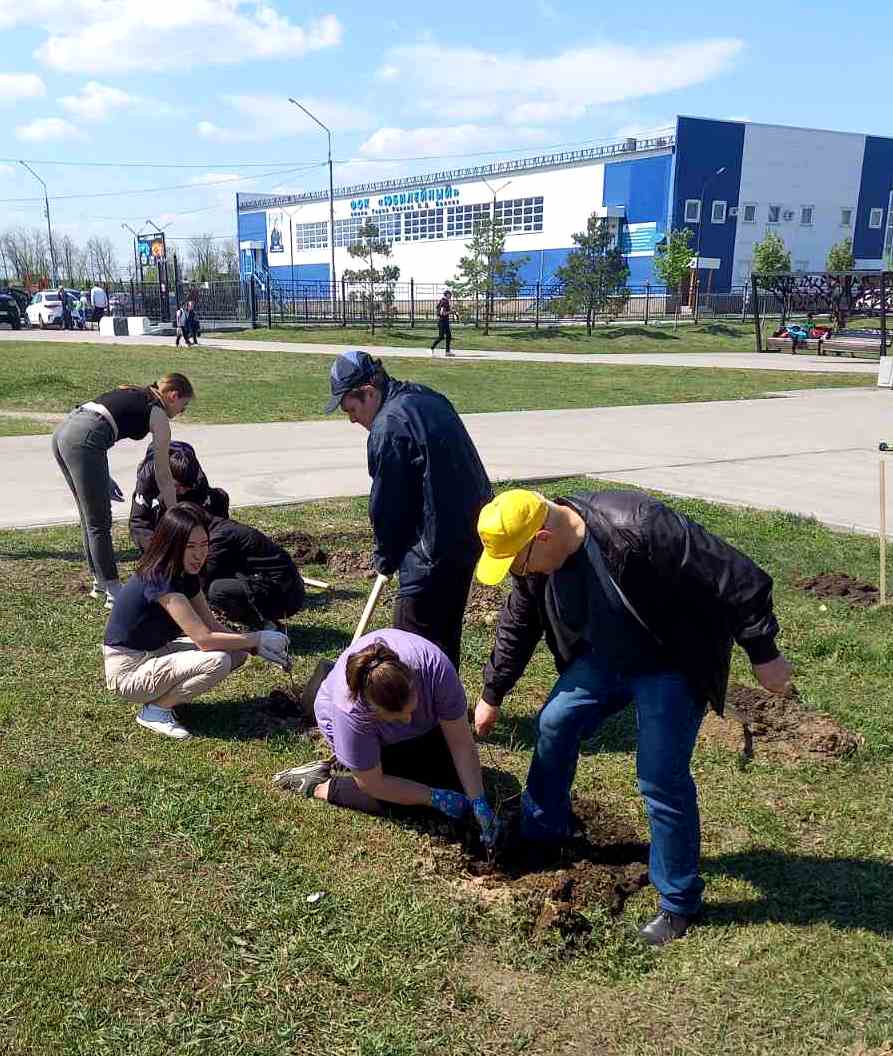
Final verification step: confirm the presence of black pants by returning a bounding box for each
[327,725,462,815]
[207,573,305,629]
[431,317,452,353]
[392,563,475,669]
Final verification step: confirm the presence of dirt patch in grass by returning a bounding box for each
[272,530,328,566]
[413,795,650,945]
[325,548,377,578]
[795,571,879,607]
[464,583,506,626]
[236,683,322,740]
[702,684,862,763]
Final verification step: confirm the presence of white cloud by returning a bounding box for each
[0,163,15,177]
[358,124,548,159]
[1,1,341,74]
[190,172,243,186]
[59,81,139,121]
[197,94,374,144]
[0,72,46,104]
[614,118,675,140]
[377,64,399,80]
[15,117,85,142]
[379,39,744,126]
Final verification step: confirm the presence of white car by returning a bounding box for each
[26,291,64,328]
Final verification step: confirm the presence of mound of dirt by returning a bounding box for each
[702,684,862,763]
[272,531,327,566]
[795,572,879,607]
[411,795,650,945]
[464,583,506,626]
[325,548,377,579]
[235,684,322,740]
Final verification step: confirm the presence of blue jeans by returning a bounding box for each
[523,654,706,916]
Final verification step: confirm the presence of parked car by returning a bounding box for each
[1,286,30,319]
[0,292,21,329]
[25,290,64,328]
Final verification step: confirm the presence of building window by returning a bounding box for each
[742,204,757,223]
[767,205,781,223]
[737,258,752,281]
[446,202,491,238]
[403,208,444,241]
[371,213,402,242]
[800,206,814,226]
[493,196,544,233]
[711,200,727,224]
[684,199,701,223]
[294,221,328,251]
[869,207,884,229]
[840,207,853,226]
[334,216,368,248]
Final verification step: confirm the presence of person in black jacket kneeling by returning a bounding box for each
[473,488,793,946]
[324,350,492,667]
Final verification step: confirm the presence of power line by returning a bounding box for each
[0,155,324,170]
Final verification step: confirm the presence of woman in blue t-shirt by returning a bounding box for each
[272,629,499,849]
[103,503,291,741]
[52,372,194,609]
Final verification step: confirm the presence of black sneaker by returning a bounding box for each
[638,909,699,946]
[272,760,331,796]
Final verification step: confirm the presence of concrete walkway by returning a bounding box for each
[0,327,879,374]
[3,387,891,536]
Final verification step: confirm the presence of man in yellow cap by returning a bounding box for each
[475,487,792,946]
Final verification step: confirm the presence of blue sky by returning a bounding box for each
[2,0,892,267]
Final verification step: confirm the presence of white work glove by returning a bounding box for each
[256,630,291,672]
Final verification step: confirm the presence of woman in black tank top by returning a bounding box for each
[51,372,194,607]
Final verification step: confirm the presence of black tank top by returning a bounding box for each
[95,388,163,441]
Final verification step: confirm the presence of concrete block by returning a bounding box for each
[99,316,128,336]
[126,316,152,335]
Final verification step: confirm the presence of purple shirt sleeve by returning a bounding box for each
[427,649,467,722]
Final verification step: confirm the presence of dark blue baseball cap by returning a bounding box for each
[324,350,379,413]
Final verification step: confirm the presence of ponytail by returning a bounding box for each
[345,639,414,714]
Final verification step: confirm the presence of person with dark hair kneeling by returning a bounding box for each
[273,629,499,850]
[103,503,291,741]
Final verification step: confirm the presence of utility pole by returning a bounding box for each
[481,176,512,335]
[693,166,726,323]
[20,161,58,286]
[288,98,337,313]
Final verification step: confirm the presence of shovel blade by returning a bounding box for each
[301,658,334,720]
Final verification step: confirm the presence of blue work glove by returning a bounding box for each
[472,796,500,849]
[430,788,470,819]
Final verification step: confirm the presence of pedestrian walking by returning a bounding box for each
[175,304,189,347]
[473,487,793,945]
[430,289,453,357]
[324,350,492,667]
[90,283,108,327]
[103,503,290,741]
[185,300,200,344]
[272,629,500,851]
[51,373,194,608]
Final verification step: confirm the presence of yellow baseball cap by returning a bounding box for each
[476,489,548,585]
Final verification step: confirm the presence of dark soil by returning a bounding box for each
[411,795,650,945]
[235,683,322,740]
[702,683,862,763]
[795,571,879,607]
[325,548,377,578]
[272,530,328,566]
[464,583,506,626]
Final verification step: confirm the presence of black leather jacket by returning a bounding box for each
[482,490,780,715]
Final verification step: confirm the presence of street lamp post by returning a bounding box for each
[288,98,337,313]
[480,176,512,335]
[20,161,58,286]
[121,223,143,286]
[693,166,726,323]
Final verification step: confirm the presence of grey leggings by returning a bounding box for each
[51,409,118,584]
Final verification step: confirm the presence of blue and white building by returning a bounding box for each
[236,116,893,292]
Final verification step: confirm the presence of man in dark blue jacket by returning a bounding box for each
[325,350,492,666]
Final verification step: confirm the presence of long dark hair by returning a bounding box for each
[136,502,208,582]
[345,639,414,714]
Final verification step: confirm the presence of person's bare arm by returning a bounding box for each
[352,763,432,806]
[158,592,259,653]
[148,406,177,511]
[190,590,239,637]
[440,716,484,800]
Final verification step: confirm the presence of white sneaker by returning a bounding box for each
[136,704,192,740]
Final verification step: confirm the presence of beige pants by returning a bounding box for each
[103,639,248,707]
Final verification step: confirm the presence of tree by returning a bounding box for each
[0,227,51,286]
[219,239,239,280]
[451,218,528,334]
[188,234,223,282]
[555,214,630,335]
[752,230,791,276]
[85,236,118,284]
[653,227,694,297]
[342,220,399,334]
[57,235,87,287]
[826,239,855,273]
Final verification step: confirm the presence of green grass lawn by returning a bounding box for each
[0,340,872,435]
[2,478,893,1054]
[225,320,759,355]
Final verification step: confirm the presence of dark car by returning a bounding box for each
[3,286,30,317]
[0,292,21,329]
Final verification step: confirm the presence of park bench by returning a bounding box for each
[764,334,824,354]
[820,329,892,358]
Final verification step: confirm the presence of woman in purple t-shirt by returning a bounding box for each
[274,629,499,848]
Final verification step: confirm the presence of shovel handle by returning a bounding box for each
[352,573,389,643]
